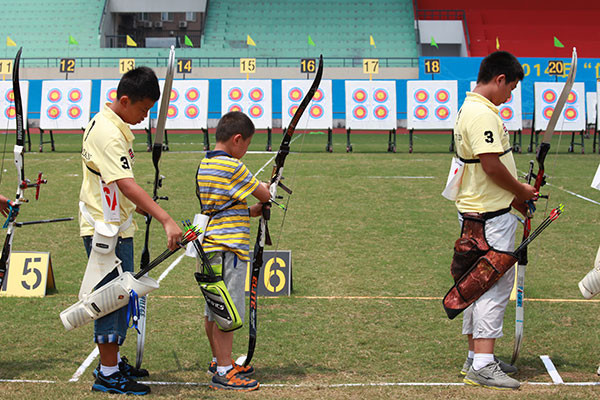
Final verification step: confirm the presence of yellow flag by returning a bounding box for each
[496,37,500,50]
[6,36,16,47]
[246,35,256,47]
[126,35,137,47]
[370,35,376,48]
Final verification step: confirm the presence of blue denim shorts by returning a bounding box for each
[83,236,134,345]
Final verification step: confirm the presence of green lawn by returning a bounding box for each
[0,131,599,399]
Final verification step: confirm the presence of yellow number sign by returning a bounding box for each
[1,251,55,297]
[119,58,135,74]
[363,59,379,75]
[240,58,256,74]
[0,59,13,75]
[59,58,76,74]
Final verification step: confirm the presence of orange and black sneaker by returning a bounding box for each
[207,361,217,376]
[232,359,255,377]
[210,368,259,391]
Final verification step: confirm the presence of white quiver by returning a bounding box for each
[578,245,600,299]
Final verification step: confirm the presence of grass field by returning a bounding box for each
[0,131,600,399]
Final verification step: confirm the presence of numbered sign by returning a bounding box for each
[534,82,585,131]
[0,80,29,130]
[221,80,272,129]
[240,58,256,74]
[547,60,565,76]
[177,58,192,74]
[0,252,55,297]
[99,80,149,130]
[245,250,292,297]
[40,80,92,130]
[59,58,76,73]
[345,80,397,130]
[119,58,135,74]
[161,80,209,129]
[0,59,13,75]
[300,58,316,74]
[424,59,441,74]
[282,79,332,129]
[406,80,458,130]
[470,81,523,131]
[363,59,379,75]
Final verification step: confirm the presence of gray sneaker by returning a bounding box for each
[464,362,520,390]
[460,356,518,376]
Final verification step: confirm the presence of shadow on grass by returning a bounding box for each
[0,357,66,379]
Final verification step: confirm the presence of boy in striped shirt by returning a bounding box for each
[196,111,269,391]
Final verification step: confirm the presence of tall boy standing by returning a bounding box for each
[79,66,182,395]
[452,51,537,390]
[196,111,269,391]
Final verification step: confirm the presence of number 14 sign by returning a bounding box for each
[0,251,56,297]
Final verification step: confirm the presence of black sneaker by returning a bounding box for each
[93,356,149,380]
[92,370,150,395]
[210,368,259,391]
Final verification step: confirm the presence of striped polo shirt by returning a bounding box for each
[196,150,260,261]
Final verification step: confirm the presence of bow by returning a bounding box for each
[511,48,577,365]
[136,45,176,369]
[0,48,73,289]
[243,55,323,367]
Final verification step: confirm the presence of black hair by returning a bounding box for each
[215,111,255,142]
[477,51,524,84]
[116,66,160,103]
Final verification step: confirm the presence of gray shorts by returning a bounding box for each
[204,251,247,323]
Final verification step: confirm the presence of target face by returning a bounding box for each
[228,104,243,113]
[170,88,179,102]
[288,105,298,117]
[352,105,368,120]
[249,104,264,118]
[5,89,13,103]
[435,105,450,120]
[185,88,200,102]
[47,105,61,119]
[566,91,577,104]
[167,104,178,119]
[228,87,243,102]
[249,88,264,102]
[5,106,15,119]
[543,89,557,104]
[543,106,554,120]
[48,89,62,103]
[564,107,578,121]
[313,88,324,102]
[414,105,429,120]
[414,89,429,103]
[352,89,368,103]
[500,107,514,120]
[185,104,199,119]
[288,87,303,102]
[435,89,450,103]
[107,89,117,102]
[309,104,324,119]
[68,105,81,119]
[68,88,82,103]
[373,105,389,120]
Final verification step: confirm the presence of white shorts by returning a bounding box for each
[458,211,518,339]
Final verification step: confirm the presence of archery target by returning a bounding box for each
[0,81,29,131]
[587,91,596,125]
[345,80,396,130]
[281,80,332,129]
[221,80,272,129]
[407,80,457,130]
[159,80,209,130]
[99,80,149,130]
[40,80,91,130]
[469,81,523,131]
[534,82,585,131]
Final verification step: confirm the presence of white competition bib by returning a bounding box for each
[441,156,465,201]
[185,213,210,258]
[100,177,121,222]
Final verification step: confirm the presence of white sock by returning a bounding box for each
[117,351,121,362]
[217,364,232,376]
[100,364,119,377]
[468,350,475,359]
[212,357,217,363]
[472,353,494,370]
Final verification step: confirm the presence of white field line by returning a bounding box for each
[540,355,564,384]
[254,134,303,177]
[366,176,435,179]
[9,378,600,387]
[69,254,185,382]
[546,183,600,206]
